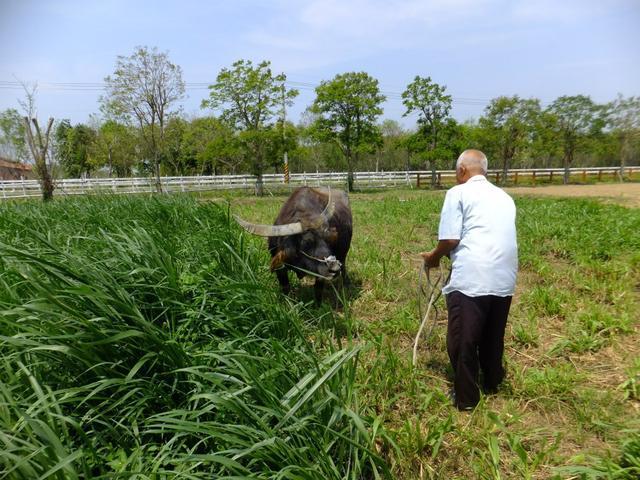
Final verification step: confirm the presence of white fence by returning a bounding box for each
[0,166,635,200]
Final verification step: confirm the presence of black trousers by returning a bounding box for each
[446,291,512,410]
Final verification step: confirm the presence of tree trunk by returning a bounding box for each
[24,117,55,201]
[502,157,509,186]
[255,173,264,196]
[154,149,163,193]
[430,162,437,188]
[346,147,355,192]
[619,135,629,181]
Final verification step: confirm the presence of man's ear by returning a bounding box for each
[270,250,288,271]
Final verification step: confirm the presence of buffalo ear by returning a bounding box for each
[270,250,288,271]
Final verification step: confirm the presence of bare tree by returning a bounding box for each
[102,46,185,192]
[18,82,55,201]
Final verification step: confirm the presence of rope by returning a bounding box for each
[412,262,449,366]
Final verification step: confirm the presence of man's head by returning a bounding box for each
[455,149,488,184]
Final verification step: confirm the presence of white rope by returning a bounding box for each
[412,262,448,366]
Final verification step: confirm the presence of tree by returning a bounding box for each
[264,121,300,174]
[547,95,603,184]
[297,112,344,173]
[91,119,137,177]
[55,121,98,178]
[479,96,541,183]
[402,76,452,186]
[179,117,242,175]
[529,111,561,168]
[378,119,409,171]
[19,82,55,201]
[163,117,189,175]
[309,72,385,191]
[608,94,640,179]
[0,108,29,162]
[202,59,297,195]
[102,46,185,192]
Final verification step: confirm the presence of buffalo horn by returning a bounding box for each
[320,187,335,223]
[234,215,304,237]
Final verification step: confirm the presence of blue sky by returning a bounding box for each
[1,0,638,127]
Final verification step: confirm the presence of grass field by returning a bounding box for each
[1,186,639,478]
[231,187,640,479]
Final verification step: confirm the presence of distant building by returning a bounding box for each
[0,157,33,180]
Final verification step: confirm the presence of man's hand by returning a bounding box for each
[420,239,460,269]
[421,250,440,269]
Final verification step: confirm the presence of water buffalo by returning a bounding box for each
[235,186,352,302]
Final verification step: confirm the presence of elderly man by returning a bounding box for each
[421,149,518,411]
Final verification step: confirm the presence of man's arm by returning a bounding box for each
[421,239,460,268]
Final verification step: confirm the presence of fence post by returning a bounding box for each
[417,173,421,188]
[598,170,602,182]
[582,170,586,182]
[532,171,536,185]
[514,171,518,185]
[550,171,553,183]
[495,172,500,184]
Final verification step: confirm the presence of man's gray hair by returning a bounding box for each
[456,149,488,174]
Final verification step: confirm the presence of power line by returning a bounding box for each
[0,78,504,106]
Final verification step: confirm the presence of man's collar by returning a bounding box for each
[467,175,487,183]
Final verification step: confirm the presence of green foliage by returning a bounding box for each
[180,116,243,175]
[478,96,541,179]
[0,108,29,162]
[92,119,138,177]
[54,120,98,177]
[401,76,455,176]
[203,59,297,131]
[547,95,606,181]
[202,59,298,190]
[309,71,386,189]
[0,195,389,478]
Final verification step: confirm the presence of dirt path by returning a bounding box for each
[506,183,640,207]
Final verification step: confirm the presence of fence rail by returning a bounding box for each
[0,166,636,200]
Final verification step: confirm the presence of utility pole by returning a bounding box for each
[282,84,289,184]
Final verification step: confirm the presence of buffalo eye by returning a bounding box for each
[301,233,315,249]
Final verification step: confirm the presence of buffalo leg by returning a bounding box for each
[276,269,291,295]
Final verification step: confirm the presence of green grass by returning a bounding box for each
[1,187,639,478]
[0,195,389,478]
[231,187,639,478]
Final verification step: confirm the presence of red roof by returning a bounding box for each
[0,158,32,171]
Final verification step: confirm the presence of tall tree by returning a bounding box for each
[202,59,297,195]
[402,76,452,186]
[479,96,541,183]
[608,94,640,179]
[547,95,603,184]
[102,46,185,192]
[309,71,385,191]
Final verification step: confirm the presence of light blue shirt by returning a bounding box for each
[438,175,518,297]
